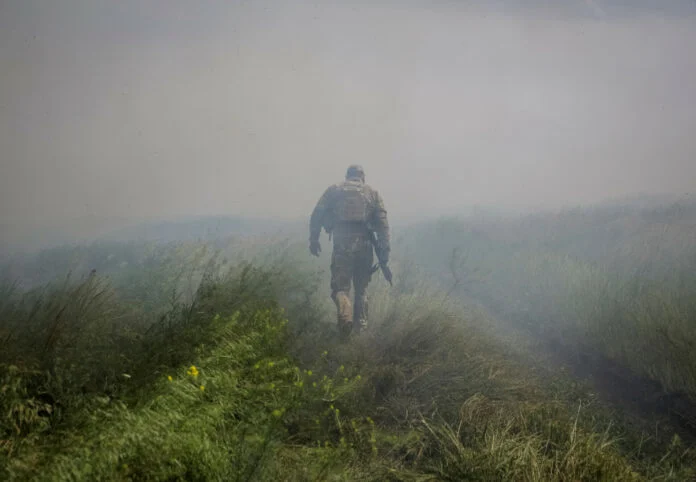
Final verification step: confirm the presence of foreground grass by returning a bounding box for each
[2,255,695,481]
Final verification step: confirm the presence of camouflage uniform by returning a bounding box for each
[309,166,390,335]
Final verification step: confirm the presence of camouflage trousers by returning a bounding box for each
[330,235,374,335]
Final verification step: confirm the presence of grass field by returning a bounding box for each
[1,199,695,480]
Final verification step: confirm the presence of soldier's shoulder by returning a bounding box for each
[323,183,341,194]
[363,183,381,197]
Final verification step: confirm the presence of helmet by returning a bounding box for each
[345,164,365,180]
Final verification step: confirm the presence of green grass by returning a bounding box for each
[2,203,696,481]
[2,241,695,481]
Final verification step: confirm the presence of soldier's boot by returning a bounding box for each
[353,291,368,334]
[332,290,353,338]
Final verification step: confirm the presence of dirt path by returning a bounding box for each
[469,298,696,443]
[545,337,696,439]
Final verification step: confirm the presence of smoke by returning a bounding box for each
[1,0,695,250]
[582,0,607,18]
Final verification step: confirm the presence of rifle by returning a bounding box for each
[368,231,393,286]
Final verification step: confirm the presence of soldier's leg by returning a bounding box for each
[330,249,354,334]
[352,240,374,333]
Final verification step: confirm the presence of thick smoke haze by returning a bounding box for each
[1,0,695,250]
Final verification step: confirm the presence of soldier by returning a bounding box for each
[309,165,391,337]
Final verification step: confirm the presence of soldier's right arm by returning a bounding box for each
[309,185,335,242]
[370,190,391,255]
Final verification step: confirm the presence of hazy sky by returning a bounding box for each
[1,0,695,245]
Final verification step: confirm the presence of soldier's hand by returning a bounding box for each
[309,240,321,257]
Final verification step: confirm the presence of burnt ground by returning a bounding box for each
[473,300,696,444]
[545,337,696,440]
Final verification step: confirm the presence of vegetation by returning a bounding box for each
[1,199,695,480]
[401,200,696,409]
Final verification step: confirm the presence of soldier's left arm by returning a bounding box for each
[309,186,334,243]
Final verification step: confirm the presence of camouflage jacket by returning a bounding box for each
[309,177,390,251]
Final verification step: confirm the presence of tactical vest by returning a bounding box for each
[334,180,369,224]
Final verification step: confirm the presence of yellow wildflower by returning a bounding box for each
[167,375,173,382]
[187,366,199,378]
[200,385,205,392]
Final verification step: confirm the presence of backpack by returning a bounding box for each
[334,180,369,223]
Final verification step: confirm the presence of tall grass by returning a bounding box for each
[2,221,695,480]
[5,257,692,480]
[400,202,696,408]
